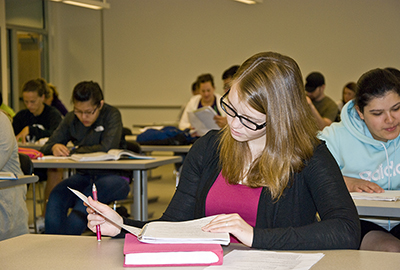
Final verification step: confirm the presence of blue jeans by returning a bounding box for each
[45,173,130,235]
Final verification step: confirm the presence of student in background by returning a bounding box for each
[337,82,356,112]
[0,111,29,241]
[222,65,239,93]
[191,81,199,95]
[45,83,68,116]
[305,72,339,130]
[179,74,227,133]
[13,78,62,143]
[176,80,200,122]
[41,81,130,235]
[319,68,400,252]
[86,52,360,250]
[0,93,16,120]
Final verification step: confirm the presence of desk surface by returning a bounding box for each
[0,175,39,188]
[1,234,400,270]
[140,144,192,153]
[32,156,182,170]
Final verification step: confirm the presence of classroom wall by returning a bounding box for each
[48,2,103,112]
[49,0,400,129]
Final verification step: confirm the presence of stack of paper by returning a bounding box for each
[351,190,400,201]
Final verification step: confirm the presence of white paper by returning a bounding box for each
[188,106,220,136]
[351,190,400,201]
[37,156,70,160]
[206,250,325,270]
[139,216,230,245]
[68,187,142,236]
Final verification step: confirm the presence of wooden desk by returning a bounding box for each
[0,175,39,188]
[354,199,400,218]
[1,234,400,270]
[32,156,181,221]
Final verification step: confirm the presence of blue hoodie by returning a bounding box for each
[318,100,400,190]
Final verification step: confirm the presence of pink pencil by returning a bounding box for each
[92,183,101,241]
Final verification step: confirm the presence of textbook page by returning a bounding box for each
[68,187,228,244]
[206,250,325,270]
[139,216,230,245]
[188,106,220,136]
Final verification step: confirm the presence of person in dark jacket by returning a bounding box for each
[41,81,130,235]
[86,52,360,250]
[13,78,62,143]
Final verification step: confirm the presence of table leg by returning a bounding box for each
[132,170,141,220]
[141,170,148,221]
[131,170,148,222]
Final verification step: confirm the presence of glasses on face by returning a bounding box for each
[220,89,266,131]
[74,106,99,117]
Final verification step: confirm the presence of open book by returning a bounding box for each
[69,149,154,162]
[188,106,220,136]
[0,172,18,180]
[68,187,230,245]
[351,190,400,201]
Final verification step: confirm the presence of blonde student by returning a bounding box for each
[87,52,360,250]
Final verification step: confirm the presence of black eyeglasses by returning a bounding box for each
[73,105,99,117]
[220,89,266,131]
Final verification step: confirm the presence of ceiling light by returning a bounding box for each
[51,0,110,10]
[234,0,263,4]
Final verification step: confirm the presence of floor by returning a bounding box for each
[26,157,178,232]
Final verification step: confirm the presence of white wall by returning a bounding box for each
[48,1,103,111]
[50,0,400,128]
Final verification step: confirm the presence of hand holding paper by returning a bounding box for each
[68,187,141,236]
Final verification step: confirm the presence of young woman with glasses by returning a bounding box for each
[40,81,130,235]
[86,52,360,250]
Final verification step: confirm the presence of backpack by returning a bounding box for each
[136,126,196,145]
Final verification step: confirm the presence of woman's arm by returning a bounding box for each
[252,143,361,250]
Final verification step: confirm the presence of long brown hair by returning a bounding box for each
[219,52,319,200]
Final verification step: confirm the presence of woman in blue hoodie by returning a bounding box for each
[319,68,400,252]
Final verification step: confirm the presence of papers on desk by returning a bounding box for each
[205,250,325,270]
[39,149,154,162]
[68,187,230,245]
[188,106,220,136]
[0,172,18,180]
[351,190,400,201]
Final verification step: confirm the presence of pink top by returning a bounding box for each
[205,171,263,243]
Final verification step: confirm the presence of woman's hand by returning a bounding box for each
[15,126,30,143]
[51,143,70,156]
[344,176,384,193]
[201,214,253,247]
[86,196,123,237]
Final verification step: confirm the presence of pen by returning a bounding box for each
[92,183,101,241]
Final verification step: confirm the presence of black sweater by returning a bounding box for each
[12,104,62,140]
[122,130,361,250]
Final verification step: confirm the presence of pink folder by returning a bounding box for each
[123,234,223,267]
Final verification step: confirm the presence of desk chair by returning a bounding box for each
[18,153,40,233]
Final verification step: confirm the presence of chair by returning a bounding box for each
[18,153,39,233]
[123,127,142,154]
